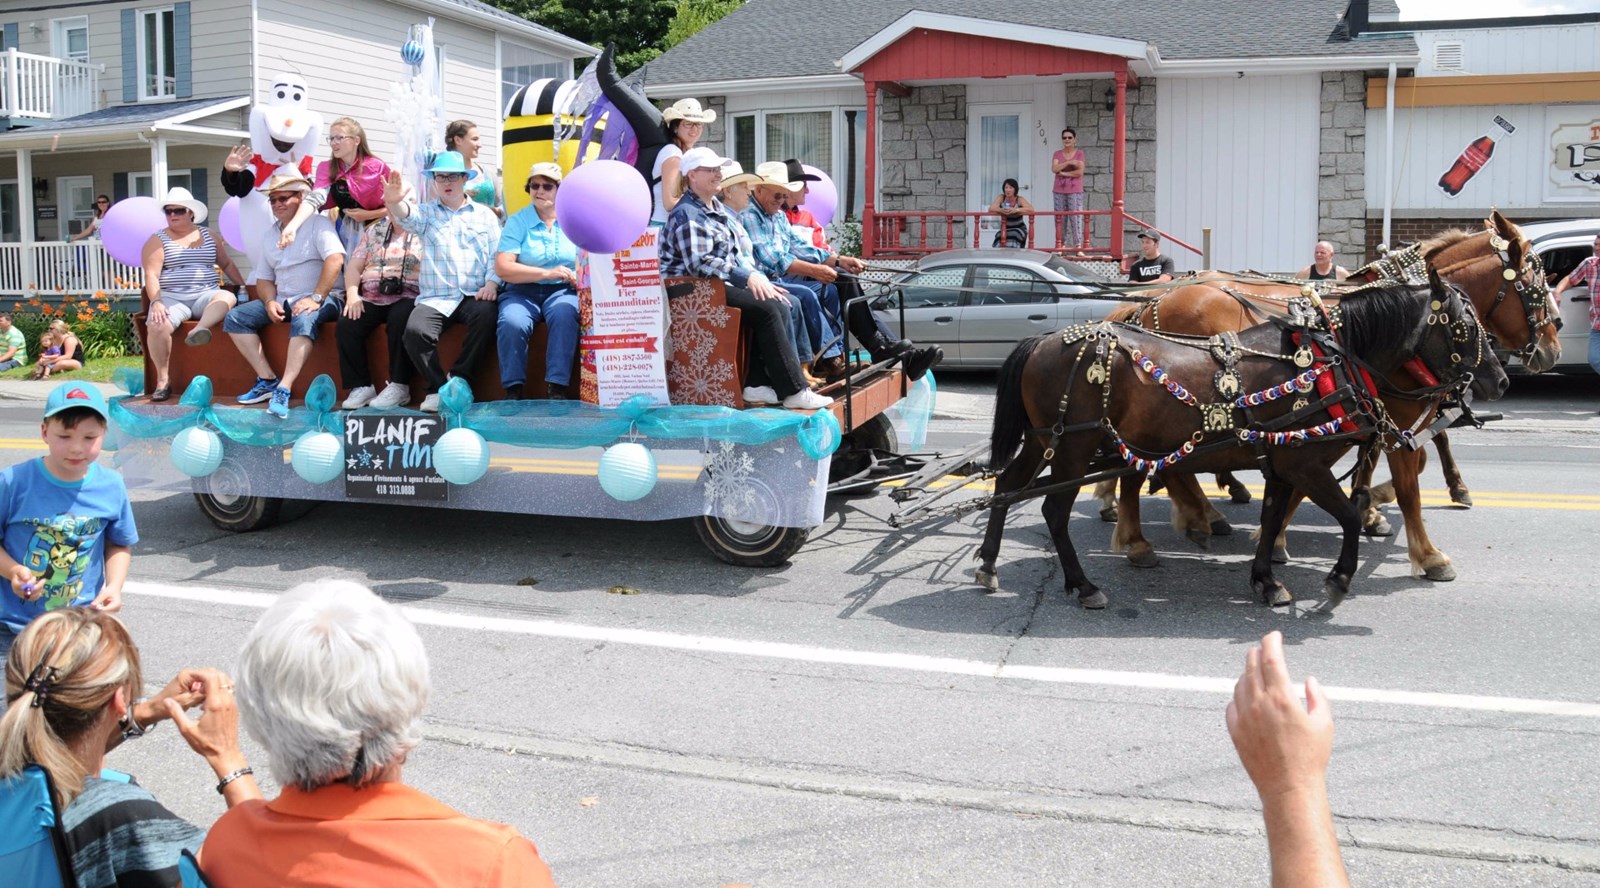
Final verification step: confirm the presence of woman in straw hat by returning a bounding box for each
[652,98,715,226]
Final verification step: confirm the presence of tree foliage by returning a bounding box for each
[481,0,741,73]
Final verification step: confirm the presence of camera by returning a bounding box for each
[378,277,403,296]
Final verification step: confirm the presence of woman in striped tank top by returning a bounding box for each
[140,187,245,401]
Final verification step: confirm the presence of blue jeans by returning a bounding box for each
[224,297,343,340]
[0,359,21,373]
[779,277,843,360]
[497,284,580,388]
[1590,328,1600,377]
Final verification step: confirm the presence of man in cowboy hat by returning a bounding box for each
[776,158,942,382]
[383,150,502,413]
[221,168,346,418]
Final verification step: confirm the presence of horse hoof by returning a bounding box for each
[1254,580,1292,607]
[1363,516,1394,537]
[1099,506,1118,523]
[1228,483,1252,504]
[1128,549,1159,569]
[975,567,999,592]
[1209,518,1234,537]
[1450,489,1473,508]
[1185,528,1211,549]
[1321,576,1350,609]
[1079,589,1109,609]
[1422,564,1457,582]
[1271,545,1290,565]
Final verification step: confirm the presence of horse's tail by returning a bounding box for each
[989,334,1046,472]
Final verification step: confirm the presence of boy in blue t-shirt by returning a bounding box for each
[0,382,137,659]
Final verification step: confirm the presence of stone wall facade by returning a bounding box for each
[1319,71,1368,265]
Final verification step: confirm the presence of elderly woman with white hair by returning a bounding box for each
[198,580,557,887]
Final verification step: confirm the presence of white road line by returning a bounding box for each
[127,580,1600,719]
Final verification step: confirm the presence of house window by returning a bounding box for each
[52,16,89,63]
[137,7,176,100]
[731,115,756,173]
[501,39,568,111]
[131,170,192,198]
[765,112,832,177]
[58,176,96,237]
[727,108,866,222]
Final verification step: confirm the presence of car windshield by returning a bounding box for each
[1045,256,1106,281]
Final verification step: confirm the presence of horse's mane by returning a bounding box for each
[1104,303,1143,323]
[1418,228,1478,258]
[1336,281,1427,358]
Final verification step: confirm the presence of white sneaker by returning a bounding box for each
[370,381,411,409]
[781,389,832,410]
[419,393,441,413]
[342,385,376,409]
[742,385,779,405]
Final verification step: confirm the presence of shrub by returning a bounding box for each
[11,292,136,360]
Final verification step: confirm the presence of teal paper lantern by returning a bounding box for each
[170,427,224,477]
[291,431,344,484]
[598,442,657,501]
[435,428,489,485]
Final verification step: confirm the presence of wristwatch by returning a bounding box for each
[310,293,325,304]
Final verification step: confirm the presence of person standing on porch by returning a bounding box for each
[140,187,247,402]
[1051,129,1087,249]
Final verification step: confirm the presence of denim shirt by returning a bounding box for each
[738,203,828,280]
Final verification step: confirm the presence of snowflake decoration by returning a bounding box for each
[670,357,737,407]
[668,289,727,358]
[702,441,760,520]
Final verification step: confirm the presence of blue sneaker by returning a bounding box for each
[237,377,279,405]
[267,386,291,419]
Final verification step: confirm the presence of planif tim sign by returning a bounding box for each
[343,414,447,501]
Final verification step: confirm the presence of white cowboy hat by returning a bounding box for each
[661,98,716,125]
[159,187,209,224]
[752,161,803,192]
[718,161,761,190]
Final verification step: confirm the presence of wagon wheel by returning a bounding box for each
[193,457,284,533]
[692,477,810,567]
[828,414,899,496]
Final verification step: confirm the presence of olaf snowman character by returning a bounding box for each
[223,73,324,272]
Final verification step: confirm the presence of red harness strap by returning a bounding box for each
[1291,332,1379,432]
[1402,357,1440,388]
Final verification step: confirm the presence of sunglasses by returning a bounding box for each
[267,195,299,205]
[163,207,189,216]
[527,181,557,193]
[95,199,110,205]
[434,173,467,183]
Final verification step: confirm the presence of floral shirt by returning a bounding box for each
[352,218,421,305]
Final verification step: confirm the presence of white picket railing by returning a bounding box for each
[0,49,102,121]
[0,242,144,298]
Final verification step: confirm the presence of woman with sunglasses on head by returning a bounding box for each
[277,117,391,254]
[139,188,246,401]
[494,162,579,400]
[68,195,111,244]
[446,119,503,219]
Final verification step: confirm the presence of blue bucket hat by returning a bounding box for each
[423,151,480,181]
[44,381,108,421]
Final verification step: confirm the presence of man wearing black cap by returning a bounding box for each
[1124,228,1174,284]
[777,158,942,382]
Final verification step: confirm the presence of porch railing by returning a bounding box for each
[0,49,103,121]
[0,242,145,299]
[865,209,1205,266]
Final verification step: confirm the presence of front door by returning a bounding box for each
[0,181,18,243]
[57,175,95,240]
[967,103,1032,246]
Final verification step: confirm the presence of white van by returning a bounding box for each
[1522,219,1599,375]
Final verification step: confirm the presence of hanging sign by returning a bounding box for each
[343,414,447,501]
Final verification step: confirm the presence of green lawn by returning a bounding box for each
[0,354,142,385]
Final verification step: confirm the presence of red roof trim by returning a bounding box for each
[854,29,1130,81]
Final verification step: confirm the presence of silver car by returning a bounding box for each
[872,249,1123,368]
[1520,219,1598,374]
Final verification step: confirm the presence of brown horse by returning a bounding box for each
[978,276,1506,609]
[1092,212,1558,580]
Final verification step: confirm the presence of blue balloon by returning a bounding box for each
[401,41,425,66]
[291,431,344,484]
[435,428,489,485]
[171,427,224,477]
[598,442,657,501]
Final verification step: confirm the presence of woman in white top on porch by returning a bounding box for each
[68,195,110,243]
[652,98,714,225]
[140,187,246,402]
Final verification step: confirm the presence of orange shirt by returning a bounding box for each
[200,781,557,888]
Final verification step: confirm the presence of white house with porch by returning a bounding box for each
[0,0,589,304]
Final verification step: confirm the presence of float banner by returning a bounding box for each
[582,229,670,408]
[344,414,448,501]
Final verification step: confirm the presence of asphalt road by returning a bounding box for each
[2,370,1597,887]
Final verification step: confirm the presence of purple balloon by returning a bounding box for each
[555,159,651,255]
[802,165,839,227]
[218,197,244,252]
[101,196,167,266]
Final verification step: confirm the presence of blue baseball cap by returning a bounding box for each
[423,150,480,181]
[44,381,108,421]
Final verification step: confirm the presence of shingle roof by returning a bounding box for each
[643,0,1414,86]
[3,97,246,134]
[432,0,587,47]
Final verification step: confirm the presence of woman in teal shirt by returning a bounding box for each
[494,162,579,400]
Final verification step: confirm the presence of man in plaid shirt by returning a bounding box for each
[1553,234,1600,379]
[384,152,501,413]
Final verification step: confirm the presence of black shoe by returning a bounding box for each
[901,345,943,382]
[503,383,523,401]
[546,382,571,401]
[868,335,911,362]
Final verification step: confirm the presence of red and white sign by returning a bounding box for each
[581,230,670,407]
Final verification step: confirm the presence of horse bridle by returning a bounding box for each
[1485,234,1561,361]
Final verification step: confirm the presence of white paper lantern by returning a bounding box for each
[434,428,489,485]
[291,431,344,484]
[170,427,224,478]
[598,442,657,501]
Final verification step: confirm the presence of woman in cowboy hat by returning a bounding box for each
[652,98,715,226]
[140,186,246,401]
